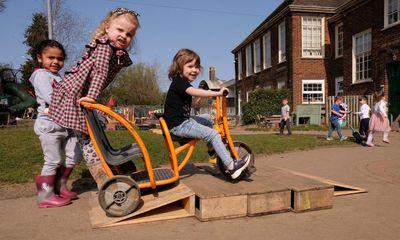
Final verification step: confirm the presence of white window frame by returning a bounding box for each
[302,17,324,58]
[237,51,242,80]
[253,39,261,73]
[335,76,344,96]
[335,23,343,58]
[246,90,252,102]
[277,79,286,89]
[302,79,325,104]
[385,0,400,28]
[278,20,286,63]
[263,31,271,69]
[352,29,372,83]
[245,45,253,77]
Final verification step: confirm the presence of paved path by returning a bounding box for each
[0,131,399,240]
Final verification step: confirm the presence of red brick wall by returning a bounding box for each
[334,0,400,97]
[290,14,332,110]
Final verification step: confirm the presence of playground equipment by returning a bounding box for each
[0,68,37,119]
[80,92,255,217]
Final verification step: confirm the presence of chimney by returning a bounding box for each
[209,65,216,81]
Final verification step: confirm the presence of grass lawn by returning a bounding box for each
[0,126,351,184]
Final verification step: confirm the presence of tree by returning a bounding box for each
[0,0,6,12]
[51,0,88,67]
[100,63,164,105]
[20,13,48,83]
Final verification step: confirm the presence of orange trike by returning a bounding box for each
[80,93,255,217]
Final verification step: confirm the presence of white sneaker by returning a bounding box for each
[228,154,251,179]
[340,136,348,141]
[326,137,333,141]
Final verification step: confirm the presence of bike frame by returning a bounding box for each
[80,94,239,190]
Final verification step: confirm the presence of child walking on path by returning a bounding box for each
[30,40,82,208]
[163,49,250,179]
[365,91,391,147]
[49,8,140,189]
[327,96,348,141]
[353,96,371,139]
[279,97,292,135]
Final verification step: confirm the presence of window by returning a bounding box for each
[253,39,261,73]
[302,17,324,58]
[246,45,253,76]
[246,90,252,102]
[335,76,343,96]
[335,23,343,58]
[302,80,325,104]
[237,51,242,80]
[276,77,286,88]
[263,32,271,68]
[385,0,400,27]
[352,30,372,83]
[278,21,286,62]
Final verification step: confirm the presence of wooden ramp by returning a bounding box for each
[88,183,195,228]
[88,164,367,226]
[275,167,368,196]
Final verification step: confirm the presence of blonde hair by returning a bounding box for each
[168,48,202,80]
[92,8,140,45]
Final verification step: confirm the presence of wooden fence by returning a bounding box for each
[325,95,373,127]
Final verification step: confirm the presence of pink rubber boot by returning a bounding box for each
[35,175,71,208]
[55,166,78,200]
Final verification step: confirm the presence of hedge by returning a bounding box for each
[241,88,291,125]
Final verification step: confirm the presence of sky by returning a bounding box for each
[0,0,283,91]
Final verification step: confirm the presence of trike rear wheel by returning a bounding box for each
[98,175,141,217]
[216,141,256,180]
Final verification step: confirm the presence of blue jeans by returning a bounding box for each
[170,114,233,167]
[327,119,343,139]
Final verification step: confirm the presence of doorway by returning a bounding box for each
[387,62,400,121]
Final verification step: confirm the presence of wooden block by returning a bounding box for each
[182,164,291,220]
[89,183,195,228]
[256,167,334,212]
[292,188,334,212]
[195,194,248,221]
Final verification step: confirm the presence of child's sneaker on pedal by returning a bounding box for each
[228,154,251,179]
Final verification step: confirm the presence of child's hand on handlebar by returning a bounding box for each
[78,96,96,104]
[219,87,229,96]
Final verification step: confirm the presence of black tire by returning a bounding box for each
[98,175,141,217]
[216,141,256,180]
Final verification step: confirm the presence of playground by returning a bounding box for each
[0,129,399,239]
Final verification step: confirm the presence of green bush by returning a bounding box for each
[242,88,291,124]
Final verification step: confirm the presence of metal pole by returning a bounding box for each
[47,0,53,39]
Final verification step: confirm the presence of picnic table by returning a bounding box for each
[256,114,281,128]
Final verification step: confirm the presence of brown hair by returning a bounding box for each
[92,8,140,47]
[168,48,202,80]
[334,96,343,102]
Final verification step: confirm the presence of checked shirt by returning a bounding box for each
[49,37,132,134]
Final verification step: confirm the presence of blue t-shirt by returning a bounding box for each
[330,103,341,122]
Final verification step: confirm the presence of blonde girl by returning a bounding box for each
[49,8,140,188]
[366,91,391,147]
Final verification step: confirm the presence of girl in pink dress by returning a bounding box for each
[366,91,391,147]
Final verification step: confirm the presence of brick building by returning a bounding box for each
[328,0,400,121]
[232,0,400,122]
